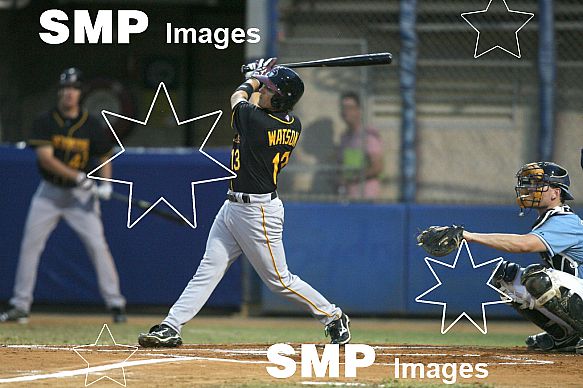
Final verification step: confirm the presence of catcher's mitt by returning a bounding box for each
[416,225,464,257]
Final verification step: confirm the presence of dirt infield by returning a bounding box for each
[0,315,579,387]
[0,342,581,387]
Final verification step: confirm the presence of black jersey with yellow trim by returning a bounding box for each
[230,101,301,194]
[29,108,113,187]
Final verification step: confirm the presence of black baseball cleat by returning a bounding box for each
[575,338,583,355]
[111,307,127,324]
[526,332,580,352]
[0,305,29,324]
[138,324,183,348]
[325,314,351,345]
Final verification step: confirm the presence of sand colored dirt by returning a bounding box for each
[0,315,581,387]
[0,342,581,387]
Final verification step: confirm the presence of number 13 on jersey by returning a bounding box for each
[231,149,240,171]
[272,151,290,185]
[231,148,290,186]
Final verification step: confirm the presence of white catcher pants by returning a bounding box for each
[163,198,342,333]
[500,267,583,333]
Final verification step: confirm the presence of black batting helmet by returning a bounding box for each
[515,161,574,209]
[59,67,83,88]
[254,66,304,112]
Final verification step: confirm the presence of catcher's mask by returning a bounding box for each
[254,66,304,112]
[515,161,574,210]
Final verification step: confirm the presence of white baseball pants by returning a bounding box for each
[163,197,342,332]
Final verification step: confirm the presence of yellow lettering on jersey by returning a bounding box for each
[52,135,89,152]
[267,129,300,147]
[291,131,298,147]
[268,131,277,146]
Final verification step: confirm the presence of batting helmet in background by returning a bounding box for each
[255,66,304,112]
[59,67,83,88]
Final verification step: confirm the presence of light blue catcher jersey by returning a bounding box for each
[529,205,583,278]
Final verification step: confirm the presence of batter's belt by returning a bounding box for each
[227,190,278,204]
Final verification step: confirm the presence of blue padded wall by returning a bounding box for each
[0,146,240,309]
[261,203,407,315]
[2,146,573,319]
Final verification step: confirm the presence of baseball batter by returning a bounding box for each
[0,68,126,323]
[461,162,583,352]
[138,59,351,347]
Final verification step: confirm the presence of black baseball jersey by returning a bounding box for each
[28,108,112,187]
[230,101,301,194]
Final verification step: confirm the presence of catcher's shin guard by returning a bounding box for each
[521,264,583,334]
[510,302,566,337]
[510,302,577,350]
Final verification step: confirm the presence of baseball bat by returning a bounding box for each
[110,192,190,226]
[241,52,392,73]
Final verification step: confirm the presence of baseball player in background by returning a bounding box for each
[138,58,351,347]
[0,68,126,324]
[462,162,583,353]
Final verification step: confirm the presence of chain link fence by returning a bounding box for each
[415,0,538,204]
[276,0,583,205]
[554,0,583,207]
[276,0,401,202]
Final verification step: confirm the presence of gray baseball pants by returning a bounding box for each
[10,181,125,312]
[163,195,342,333]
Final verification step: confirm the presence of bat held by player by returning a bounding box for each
[240,52,392,73]
[110,191,190,227]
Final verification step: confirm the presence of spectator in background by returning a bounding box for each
[338,92,383,200]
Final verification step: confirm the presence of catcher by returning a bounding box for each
[418,162,583,353]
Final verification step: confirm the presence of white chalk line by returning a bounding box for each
[376,353,480,357]
[373,345,448,350]
[0,357,196,384]
[0,353,271,384]
[0,344,554,383]
[492,355,554,365]
[301,383,378,387]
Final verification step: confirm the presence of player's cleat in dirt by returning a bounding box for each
[575,339,583,355]
[325,313,351,345]
[138,324,183,348]
[0,306,29,324]
[111,307,127,323]
[526,332,580,352]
